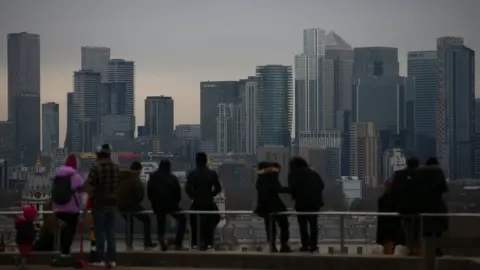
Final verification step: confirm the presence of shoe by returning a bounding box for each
[309,246,319,253]
[91,261,107,267]
[299,246,310,252]
[144,242,158,250]
[109,261,116,268]
[60,253,70,258]
[269,245,278,253]
[158,239,167,251]
[280,244,292,253]
[174,245,187,251]
[191,245,197,250]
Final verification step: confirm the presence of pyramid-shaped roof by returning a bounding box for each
[326,31,351,49]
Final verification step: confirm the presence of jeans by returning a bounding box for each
[297,214,318,249]
[93,207,117,262]
[264,215,289,248]
[156,212,187,246]
[55,212,79,255]
[122,213,153,248]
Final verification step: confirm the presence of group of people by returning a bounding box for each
[376,157,449,256]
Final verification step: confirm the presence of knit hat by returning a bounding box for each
[65,154,77,169]
[22,206,38,221]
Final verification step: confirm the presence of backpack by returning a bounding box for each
[51,175,75,205]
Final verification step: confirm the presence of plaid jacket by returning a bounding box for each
[86,158,120,207]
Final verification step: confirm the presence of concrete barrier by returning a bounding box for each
[0,252,478,270]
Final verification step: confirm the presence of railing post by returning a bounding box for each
[339,214,345,254]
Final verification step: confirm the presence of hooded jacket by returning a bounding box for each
[52,165,85,213]
[254,163,289,217]
[185,166,222,210]
[148,162,182,213]
[117,169,145,213]
[288,158,325,211]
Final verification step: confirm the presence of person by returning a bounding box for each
[254,161,291,252]
[117,161,156,250]
[85,144,120,268]
[415,157,448,257]
[376,180,404,255]
[14,206,38,267]
[34,200,56,251]
[288,157,324,252]
[391,157,420,255]
[148,160,187,251]
[185,152,222,250]
[51,154,85,258]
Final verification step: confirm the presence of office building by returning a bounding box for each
[216,102,236,154]
[349,122,380,187]
[8,32,41,165]
[145,96,174,152]
[98,115,135,152]
[100,82,127,115]
[353,47,399,78]
[64,92,74,151]
[436,37,475,180]
[106,59,135,117]
[476,98,480,133]
[408,51,437,161]
[41,102,59,154]
[200,81,239,152]
[81,46,110,81]
[256,65,293,147]
[383,148,406,181]
[237,77,258,154]
[0,122,15,164]
[175,124,201,139]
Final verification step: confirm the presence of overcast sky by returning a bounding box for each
[1,0,479,143]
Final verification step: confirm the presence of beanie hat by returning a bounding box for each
[22,206,38,221]
[65,154,77,169]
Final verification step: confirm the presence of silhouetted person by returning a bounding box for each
[254,162,291,252]
[148,160,187,251]
[117,161,156,250]
[416,157,448,257]
[391,157,420,255]
[288,157,324,252]
[377,180,404,255]
[185,152,222,250]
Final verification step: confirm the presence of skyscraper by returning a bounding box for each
[256,65,293,147]
[144,96,174,152]
[349,122,380,187]
[353,47,399,78]
[65,92,74,151]
[238,77,259,154]
[7,32,41,165]
[200,81,239,152]
[81,46,110,81]
[72,70,102,153]
[436,37,475,180]
[41,102,60,153]
[408,51,437,161]
[216,102,236,154]
[106,59,135,117]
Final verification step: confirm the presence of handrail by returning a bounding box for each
[1,209,480,217]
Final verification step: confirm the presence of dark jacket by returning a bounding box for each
[254,165,289,217]
[415,165,449,234]
[376,193,405,245]
[185,167,222,210]
[391,168,419,215]
[288,167,325,211]
[117,169,145,213]
[148,169,182,214]
[86,158,120,207]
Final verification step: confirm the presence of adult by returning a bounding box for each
[185,152,222,250]
[376,180,404,254]
[288,157,324,252]
[117,161,156,250]
[51,154,85,258]
[148,160,187,251]
[254,162,290,252]
[85,144,120,268]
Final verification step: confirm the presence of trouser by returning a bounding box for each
[402,216,420,255]
[93,207,117,262]
[56,212,79,255]
[122,213,153,247]
[156,212,187,246]
[190,213,218,247]
[263,214,289,248]
[297,214,318,248]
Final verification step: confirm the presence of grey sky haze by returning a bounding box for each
[0,0,479,144]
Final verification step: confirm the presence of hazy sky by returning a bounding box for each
[1,0,479,143]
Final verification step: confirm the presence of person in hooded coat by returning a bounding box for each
[288,157,324,252]
[254,161,291,252]
[117,161,156,250]
[148,159,187,251]
[185,152,222,250]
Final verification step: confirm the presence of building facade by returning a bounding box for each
[41,102,60,154]
[237,77,259,154]
[144,96,174,152]
[106,59,135,117]
[349,122,380,187]
[81,46,110,81]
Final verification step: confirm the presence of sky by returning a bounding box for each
[0,0,479,144]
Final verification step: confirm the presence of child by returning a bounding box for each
[14,205,38,267]
[376,180,404,255]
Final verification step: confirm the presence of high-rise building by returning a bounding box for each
[41,102,60,154]
[237,77,258,154]
[216,103,236,154]
[408,51,437,161]
[98,114,135,152]
[383,148,406,181]
[81,46,110,81]
[200,81,239,152]
[436,37,475,180]
[353,47,399,78]
[175,124,201,139]
[7,32,41,165]
[65,92,74,151]
[72,70,102,153]
[106,59,134,117]
[144,96,174,152]
[349,122,380,187]
[476,98,480,133]
[0,122,15,164]
[256,65,293,147]
[295,28,335,137]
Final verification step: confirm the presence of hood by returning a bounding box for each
[22,206,38,221]
[56,165,77,176]
[258,167,279,175]
[120,169,140,181]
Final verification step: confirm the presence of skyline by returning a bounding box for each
[1,0,479,144]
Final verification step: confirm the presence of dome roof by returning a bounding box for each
[22,171,52,200]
